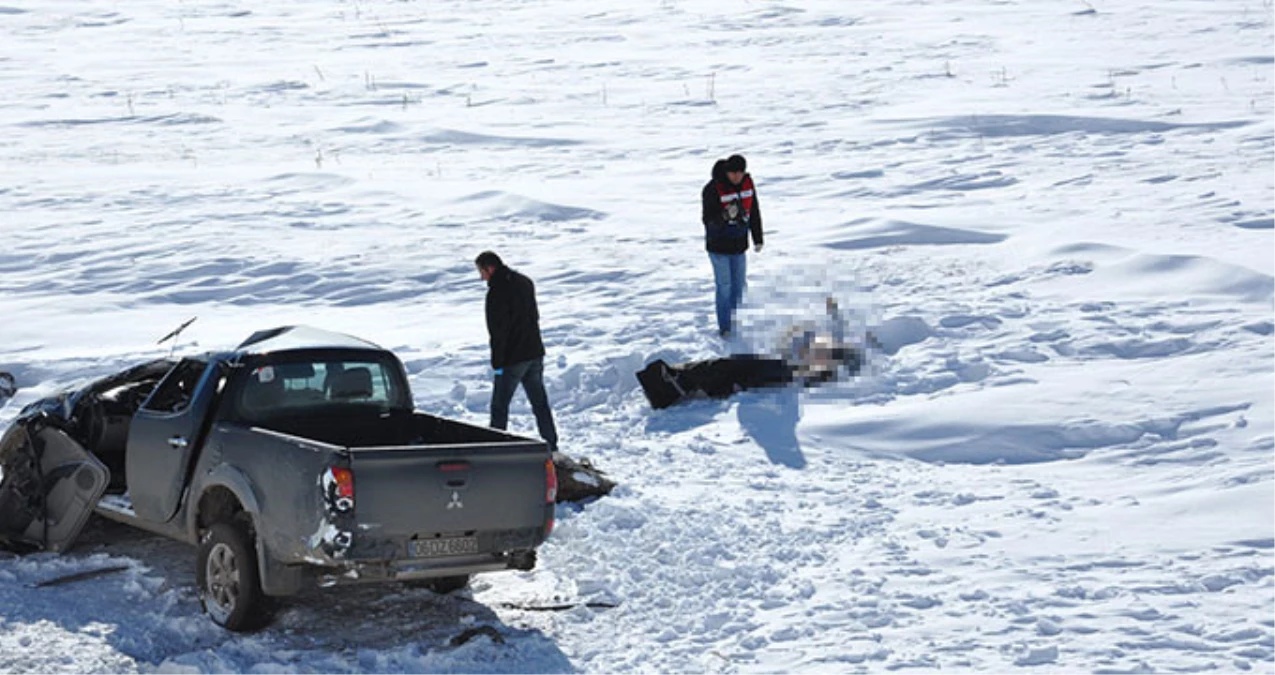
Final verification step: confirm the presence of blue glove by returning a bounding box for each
[493,368,504,376]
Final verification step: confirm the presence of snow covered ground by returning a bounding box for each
[0,0,1272,672]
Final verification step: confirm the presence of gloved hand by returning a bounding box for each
[493,368,504,376]
[754,242,764,253]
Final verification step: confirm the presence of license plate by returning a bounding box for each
[410,536,479,558]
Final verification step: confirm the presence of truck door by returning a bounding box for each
[126,357,219,523]
[0,417,109,552]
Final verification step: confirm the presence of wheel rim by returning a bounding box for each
[205,542,240,617]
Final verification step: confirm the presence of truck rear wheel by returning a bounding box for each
[197,521,270,631]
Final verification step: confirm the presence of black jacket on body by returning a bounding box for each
[485,265,546,369]
[701,160,764,255]
[636,348,862,409]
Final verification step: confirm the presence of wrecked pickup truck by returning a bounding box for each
[0,326,557,631]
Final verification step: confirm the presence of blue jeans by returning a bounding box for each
[490,357,558,452]
[709,252,747,334]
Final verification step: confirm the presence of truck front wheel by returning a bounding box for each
[197,521,270,631]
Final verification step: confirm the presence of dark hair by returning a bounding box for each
[725,154,747,172]
[475,251,503,269]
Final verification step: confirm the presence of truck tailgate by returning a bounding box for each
[349,441,550,536]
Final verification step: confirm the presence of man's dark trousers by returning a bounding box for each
[490,356,558,452]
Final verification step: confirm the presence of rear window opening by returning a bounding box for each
[233,358,408,423]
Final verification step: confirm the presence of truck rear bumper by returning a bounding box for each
[263,548,538,595]
[330,550,533,585]
[310,549,536,588]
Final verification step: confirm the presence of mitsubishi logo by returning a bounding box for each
[446,491,464,510]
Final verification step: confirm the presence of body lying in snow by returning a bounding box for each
[637,299,865,409]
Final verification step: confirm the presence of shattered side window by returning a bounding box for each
[141,359,209,414]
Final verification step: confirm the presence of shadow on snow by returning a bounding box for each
[0,516,573,673]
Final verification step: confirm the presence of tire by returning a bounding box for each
[412,574,470,595]
[197,521,271,631]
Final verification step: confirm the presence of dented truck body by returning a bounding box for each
[0,326,554,630]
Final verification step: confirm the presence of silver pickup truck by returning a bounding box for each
[0,326,556,630]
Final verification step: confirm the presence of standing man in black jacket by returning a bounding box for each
[702,154,764,338]
[475,250,559,452]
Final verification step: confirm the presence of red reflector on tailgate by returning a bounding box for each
[437,461,470,473]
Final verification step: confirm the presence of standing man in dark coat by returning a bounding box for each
[702,153,764,338]
[475,251,559,452]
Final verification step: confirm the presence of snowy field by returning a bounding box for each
[1,0,1272,672]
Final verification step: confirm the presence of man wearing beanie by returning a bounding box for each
[701,153,764,338]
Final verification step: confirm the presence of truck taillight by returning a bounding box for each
[325,467,355,512]
[333,468,355,498]
[544,458,557,537]
[545,459,557,503]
